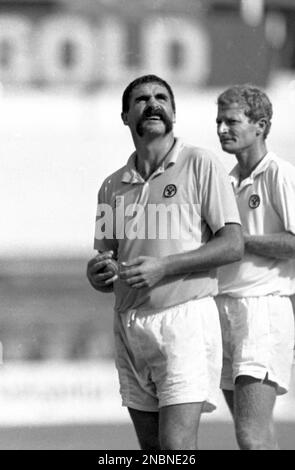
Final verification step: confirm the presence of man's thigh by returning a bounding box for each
[129,402,204,450]
[128,408,160,450]
[159,402,204,450]
[234,375,276,433]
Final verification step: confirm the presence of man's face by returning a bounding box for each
[122,82,175,137]
[216,103,259,154]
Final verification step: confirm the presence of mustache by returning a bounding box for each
[136,106,173,137]
[142,107,167,120]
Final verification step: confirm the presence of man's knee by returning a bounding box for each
[236,427,262,450]
[235,423,277,450]
[159,402,202,450]
[138,436,160,450]
[159,423,198,450]
[160,431,197,450]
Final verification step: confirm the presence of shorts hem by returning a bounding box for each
[233,369,268,384]
[159,396,217,413]
[222,369,289,395]
[122,397,217,413]
[122,401,158,412]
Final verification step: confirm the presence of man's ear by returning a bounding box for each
[256,117,267,136]
[121,112,128,125]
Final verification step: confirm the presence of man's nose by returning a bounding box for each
[218,122,229,134]
[147,96,158,107]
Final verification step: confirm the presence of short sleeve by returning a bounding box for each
[271,162,295,235]
[198,153,241,234]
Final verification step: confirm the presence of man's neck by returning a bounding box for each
[134,134,176,180]
[235,143,268,182]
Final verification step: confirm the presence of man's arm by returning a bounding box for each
[165,223,243,274]
[120,223,243,289]
[244,232,295,259]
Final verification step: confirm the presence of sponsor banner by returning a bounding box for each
[0,0,278,87]
[0,361,128,426]
[0,5,209,87]
[0,362,294,426]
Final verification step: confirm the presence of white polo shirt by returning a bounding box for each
[94,138,240,314]
[218,152,295,297]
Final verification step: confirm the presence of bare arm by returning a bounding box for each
[244,232,295,259]
[164,223,243,275]
[120,223,243,289]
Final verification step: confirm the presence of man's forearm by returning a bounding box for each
[164,224,243,276]
[244,232,295,259]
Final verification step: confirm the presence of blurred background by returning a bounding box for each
[0,0,295,449]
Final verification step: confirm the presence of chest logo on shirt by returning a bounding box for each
[249,194,260,209]
[163,184,177,198]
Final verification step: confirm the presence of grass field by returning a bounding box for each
[0,421,295,450]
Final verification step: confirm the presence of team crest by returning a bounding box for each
[249,194,260,209]
[163,184,177,198]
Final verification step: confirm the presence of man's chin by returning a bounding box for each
[137,128,164,138]
[220,142,237,154]
[137,121,172,137]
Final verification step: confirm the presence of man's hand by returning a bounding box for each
[119,256,167,289]
[87,251,118,292]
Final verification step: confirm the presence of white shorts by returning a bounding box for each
[215,295,295,394]
[113,297,222,413]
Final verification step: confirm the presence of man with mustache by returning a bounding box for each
[215,85,295,450]
[87,75,243,450]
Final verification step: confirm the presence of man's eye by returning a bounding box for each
[136,97,148,103]
[157,95,168,101]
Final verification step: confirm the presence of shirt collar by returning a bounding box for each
[229,152,275,188]
[121,137,183,184]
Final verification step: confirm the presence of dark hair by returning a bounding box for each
[217,85,273,139]
[122,74,176,114]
